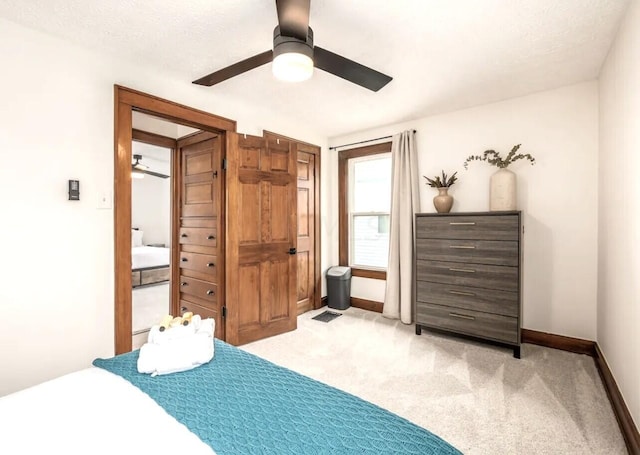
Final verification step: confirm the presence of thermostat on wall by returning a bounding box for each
[68,180,80,200]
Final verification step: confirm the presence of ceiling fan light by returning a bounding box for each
[132,155,149,170]
[273,52,313,82]
[272,25,314,83]
[132,169,145,179]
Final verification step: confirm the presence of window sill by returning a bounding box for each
[351,268,387,280]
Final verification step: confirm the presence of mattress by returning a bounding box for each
[0,368,215,454]
[132,245,170,270]
[94,339,461,454]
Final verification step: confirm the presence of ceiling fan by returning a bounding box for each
[132,154,169,179]
[192,0,392,92]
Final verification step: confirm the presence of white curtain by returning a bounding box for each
[383,130,420,323]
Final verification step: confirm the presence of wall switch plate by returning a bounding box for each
[68,180,80,200]
[97,191,112,209]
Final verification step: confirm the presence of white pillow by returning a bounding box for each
[132,229,144,247]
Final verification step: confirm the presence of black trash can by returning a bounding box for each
[326,266,352,310]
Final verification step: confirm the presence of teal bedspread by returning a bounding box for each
[94,339,461,454]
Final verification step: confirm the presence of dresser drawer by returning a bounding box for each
[179,251,218,277]
[179,227,217,248]
[416,259,518,292]
[416,302,518,344]
[416,238,518,266]
[416,281,518,317]
[416,214,519,241]
[179,276,217,303]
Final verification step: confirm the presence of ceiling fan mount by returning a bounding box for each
[132,154,169,179]
[193,0,392,92]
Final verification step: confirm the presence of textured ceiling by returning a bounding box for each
[0,0,629,137]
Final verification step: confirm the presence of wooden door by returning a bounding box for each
[225,133,297,345]
[175,132,225,341]
[296,149,315,314]
[181,133,220,218]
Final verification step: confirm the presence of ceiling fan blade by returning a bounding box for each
[313,47,392,92]
[193,50,273,86]
[141,169,170,179]
[275,0,310,40]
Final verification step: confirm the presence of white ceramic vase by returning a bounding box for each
[490,168,516,211]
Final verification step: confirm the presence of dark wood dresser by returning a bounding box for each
[414,211,522,358]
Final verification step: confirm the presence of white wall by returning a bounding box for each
[328,81,599,340]
[598,0,640,428]
[131,156,171,247]
[0,18,327,396]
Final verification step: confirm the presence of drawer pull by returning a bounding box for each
[181,306,187,312]
[449,290,476,297]
[207,235,215,240]
[206,290,215,296]
[181,257,188,262]
[449,222,476,226]
[181,233,188,238]
[449,245,476,249]
[181,282,188,286]
[449,312,476,321]
[207,262,215,268]
[449,267,476,273]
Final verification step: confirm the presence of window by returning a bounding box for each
[339,142,392,280]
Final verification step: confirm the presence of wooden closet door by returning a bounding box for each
[181,135,219,218]
[176,132,225,341]
[225,133,297,345]
[296,148,315,314]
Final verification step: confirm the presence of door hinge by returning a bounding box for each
[222,306,227,318]
[222,158,227,170]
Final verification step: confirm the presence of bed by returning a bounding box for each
[131,229,170,287]
[0,340,461,454]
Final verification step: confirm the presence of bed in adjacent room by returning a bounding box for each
[0,340,461,454]
[131,229,170,287]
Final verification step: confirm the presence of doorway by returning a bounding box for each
[131,131,173,348]
[114,87,322,355]
[114,86,235,354]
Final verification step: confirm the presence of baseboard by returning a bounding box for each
[320,296,383,313]
[522,329,639,453]
[593,344,640,454]
[521,329,595,356]
[350,297,383,313]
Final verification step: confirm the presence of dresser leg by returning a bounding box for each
[415,325,422,335]
[513,346,521,359]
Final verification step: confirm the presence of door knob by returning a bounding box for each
[288,248,297,255]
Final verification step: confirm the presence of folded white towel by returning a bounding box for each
[138,317,216,376]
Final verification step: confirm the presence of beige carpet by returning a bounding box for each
[241,307,626,454]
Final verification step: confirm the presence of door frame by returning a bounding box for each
[113,85,236,355]
[263,130,322,311]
